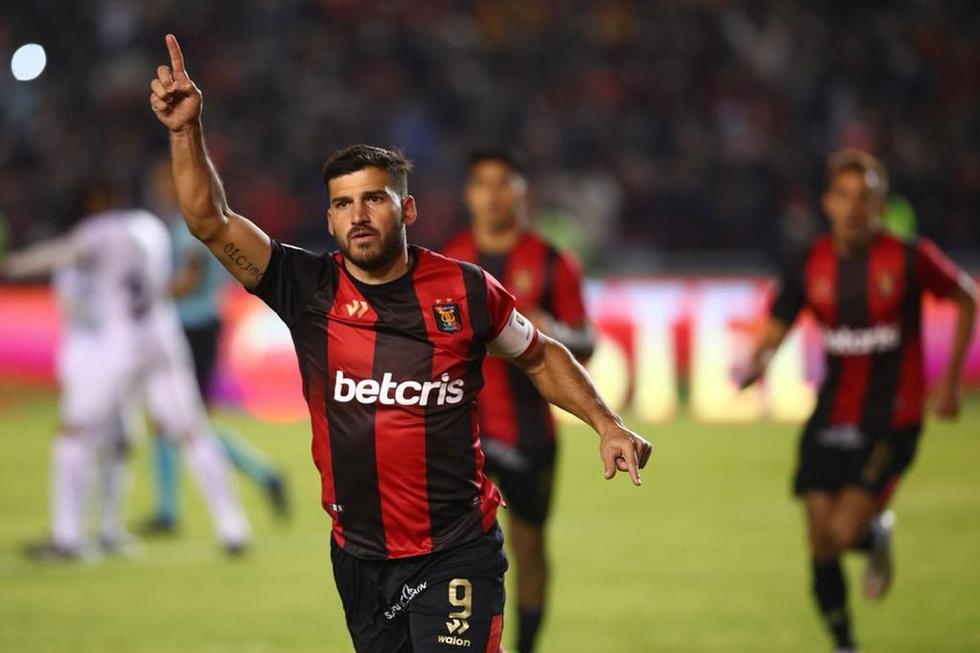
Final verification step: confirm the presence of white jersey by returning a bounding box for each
[56,210,203,440]
[48,210,250,549]
[56,209,174,335]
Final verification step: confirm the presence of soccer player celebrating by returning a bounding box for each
[741,149,977,653]
[149,34,651,652]
[443,150,594,653]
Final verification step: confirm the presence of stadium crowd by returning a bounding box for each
[1,0,978,270]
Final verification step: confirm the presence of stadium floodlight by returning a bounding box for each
[11,43,47,81]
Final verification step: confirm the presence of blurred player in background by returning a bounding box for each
[150,34,650,652]
[442,149,594,653]
[741,149,977,652]
[2,180,251,559]
[141,162,288,534]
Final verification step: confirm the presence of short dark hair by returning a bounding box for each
[322,145,413,198]
[466,147,526,177]
[826,148,889,198]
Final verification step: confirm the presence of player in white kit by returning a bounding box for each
[51,258,137,554]
[3,182,251,559]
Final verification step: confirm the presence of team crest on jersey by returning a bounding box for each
[877,272,895,298]
[433,301,463,333]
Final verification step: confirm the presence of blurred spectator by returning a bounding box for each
[2,0,978,271]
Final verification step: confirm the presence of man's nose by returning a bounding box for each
[351,202,370,223]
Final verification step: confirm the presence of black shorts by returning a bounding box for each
[331,523,508,653]
[793,423,921,503]
[482,438,557,526]
[182,320,221,401]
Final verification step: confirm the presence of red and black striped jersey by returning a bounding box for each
[442,230,588,454]
[250,240,538,559]
[771,232,962,431]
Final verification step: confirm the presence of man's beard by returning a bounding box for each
[339,225,405,272]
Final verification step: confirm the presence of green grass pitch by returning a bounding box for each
[1,386,978,652]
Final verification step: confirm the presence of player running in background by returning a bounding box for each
[442,149,594,653]
[2,180,251,559]
[141,162,288,534]
[150,34,650,652]
[740,149,977,653]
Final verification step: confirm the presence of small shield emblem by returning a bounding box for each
[433,303,463,333]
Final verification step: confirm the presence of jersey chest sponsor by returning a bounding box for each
[332,370,465,406]
[821,324,900,355]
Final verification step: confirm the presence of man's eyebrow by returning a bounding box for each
[330,188,391,205]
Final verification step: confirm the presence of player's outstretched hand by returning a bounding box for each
[933,376,961,420]
[599,424,652,486]
[737,347,773,390]
[149,34,202,133]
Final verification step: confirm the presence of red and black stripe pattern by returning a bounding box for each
[251,241,511,559]
[442,231,587,454]
[771,232,962,432]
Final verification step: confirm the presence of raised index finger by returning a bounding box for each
[165,34,186,76]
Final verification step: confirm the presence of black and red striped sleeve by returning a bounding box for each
[915,238,962,299]
[249,240,336,325]
[483,270,517,340]
[550,250,588,326]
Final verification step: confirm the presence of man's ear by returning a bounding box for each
[401,195,418,227]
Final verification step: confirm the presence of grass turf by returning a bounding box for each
[1,386,978,652]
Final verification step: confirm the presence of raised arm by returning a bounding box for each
[149,34,270,289]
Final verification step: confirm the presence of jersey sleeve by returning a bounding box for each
[249,240,333,325]
[915,238,962,299]
[484,270,517,339]
[483,270,538,358]
[769,262,806,325]
[550,250,588,325]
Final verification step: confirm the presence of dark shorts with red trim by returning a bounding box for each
[482,438,557,526]
[331,522,508,653]
[793,423,921,504]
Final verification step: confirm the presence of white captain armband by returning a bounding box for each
[487,309,538,358]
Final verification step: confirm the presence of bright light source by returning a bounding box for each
[11,43,47,81]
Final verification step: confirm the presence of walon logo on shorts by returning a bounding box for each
[436,633,471,647]
[436,578,472,647]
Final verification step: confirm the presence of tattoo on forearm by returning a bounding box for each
[222,242,262,279]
